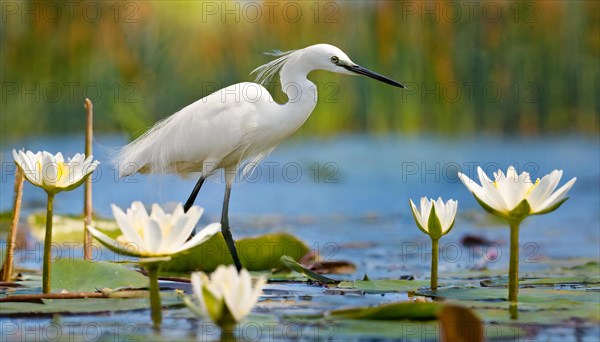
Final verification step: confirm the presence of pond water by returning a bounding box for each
[2,134,598,270]
[1,134,599,340]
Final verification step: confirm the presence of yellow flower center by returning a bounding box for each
[525,178,540,196]
[56,161,66,180]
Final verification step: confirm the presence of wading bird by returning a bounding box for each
[117,44,404,271]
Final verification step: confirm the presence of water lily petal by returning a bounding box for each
[81,156,99,178]
[172,203,185,218]
[86,225,141,257]
[150,203,166,219]
[68,153,84,164]
[41,151,58,188]
[409,199,426,231]
[190,272,209,313]
[54,152,64,163]
[188,265,263,324]
[21,151,43,186]
[12,149,22,166]
[420,197,432,226]
[144,219,163,254]
[459,171,501,212]
[166,206,204,252]
[477,167,510,212]
[439,199,458,233]
[535,177,577,213]
[111,204,145,251]
[496,166,532,211]
[129,202,150,235]
[86,225,117,247]
[527,170,562,211]
[177,222,220,253]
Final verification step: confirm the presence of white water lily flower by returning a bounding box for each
[186,265,267,326]
[458,166,576,220]
[88,201,220,257]
[409,197,458,240]
[12,149,99,194]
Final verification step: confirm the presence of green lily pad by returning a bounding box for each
[416,287,600,303]
[473,303,600,324]
[0,292,182,316]
[322,319,527,341]
[330,301,443,320]
[318,319,440,341]
[51,259,148,293]
[160,233,309,273]
[280,255,338,284]
[481,276,600,287]
[566,261,600,274]
[264,271,308,282]
[28,213,121,243]
[337,279,430,293]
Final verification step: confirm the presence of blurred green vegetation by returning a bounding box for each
[1,1,598,142]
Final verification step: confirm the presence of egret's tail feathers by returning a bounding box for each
[114,113,186,178]
[241,147,276,180]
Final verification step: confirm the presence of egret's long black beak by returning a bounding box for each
[343,64,405,88]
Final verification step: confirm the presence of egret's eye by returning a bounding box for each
[331,56,339,64]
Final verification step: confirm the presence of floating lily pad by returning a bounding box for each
[264,271,308,282]
[51,259,148,293]
[337,279,429,293]
[161,233,309,273]
[280,256,338,284]
[415,286,600,324]
[28,213,121,243]
[481,276,600,287]
[313,319,440,341]
[564,261,600,274]
[0,292,182,316]
[416,287,600,303]
[330,301,443,320]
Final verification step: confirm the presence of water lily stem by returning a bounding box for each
[508,220,520,303]
[219,322,236,341]
[2,169,24,282]
[147,264,162,329]
[83,98,93,260]
[431,238,439,291]
[42,193,55,294]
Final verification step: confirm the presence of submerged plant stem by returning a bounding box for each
[42,193,54,294]
[147,264,162,329]
[508,220,520,303]
[431,238,439,291]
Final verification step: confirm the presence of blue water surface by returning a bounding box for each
[1,134,599,276]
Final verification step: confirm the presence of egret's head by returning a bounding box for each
[303,44,405,88]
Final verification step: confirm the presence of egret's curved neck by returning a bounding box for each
[275,59,318,133]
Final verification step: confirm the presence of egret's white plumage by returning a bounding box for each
[117,44,401,182]
[115,43,403,270]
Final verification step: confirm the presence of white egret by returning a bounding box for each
[117,44,404,270]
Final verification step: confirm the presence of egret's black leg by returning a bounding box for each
[221,183,243,271]
[184,176,205,213]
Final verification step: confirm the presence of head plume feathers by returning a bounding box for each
[250,49,297,85]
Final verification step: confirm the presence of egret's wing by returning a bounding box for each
[116,83,269,177]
